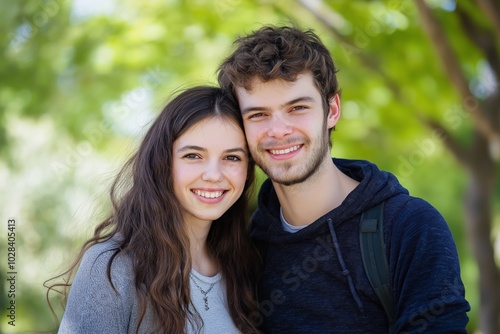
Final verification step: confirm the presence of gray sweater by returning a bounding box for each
[58,239,240,334]
[59,239,158,333]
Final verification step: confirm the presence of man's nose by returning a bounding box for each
[267,114,292,139]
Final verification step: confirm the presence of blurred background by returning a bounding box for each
[1,0,499,333]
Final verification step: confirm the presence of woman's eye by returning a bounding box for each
[225,155,241,161]
[184,153,200,159]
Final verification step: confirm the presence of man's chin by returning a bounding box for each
[268,171,308,187]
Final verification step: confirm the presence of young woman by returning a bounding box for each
[47,86,261,333]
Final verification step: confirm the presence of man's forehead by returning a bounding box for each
[236,73,315,96]
[236,76,303,95]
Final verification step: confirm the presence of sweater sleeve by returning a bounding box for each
[389,198,471,333]
[58,242,135,334]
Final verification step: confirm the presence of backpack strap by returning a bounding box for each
[359,202,396,333]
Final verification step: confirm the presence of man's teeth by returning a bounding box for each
[193,190,224,198]
[270,145,300,155]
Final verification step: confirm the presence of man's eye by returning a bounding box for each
[291,106,307,111]
[248,112,264,119]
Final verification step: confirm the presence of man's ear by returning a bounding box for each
[326,94,341,129]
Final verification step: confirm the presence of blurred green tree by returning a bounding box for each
[0,0,496,333]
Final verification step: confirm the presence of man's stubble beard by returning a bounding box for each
[252,125,331,187]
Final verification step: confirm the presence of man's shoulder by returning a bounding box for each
[384,195,444,223]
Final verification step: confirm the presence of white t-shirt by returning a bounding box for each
[187,269,240,334]
[280,207,308,233]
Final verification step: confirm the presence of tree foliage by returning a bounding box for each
[1,0,496,332]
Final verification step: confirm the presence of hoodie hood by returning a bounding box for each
[250,158,409,244]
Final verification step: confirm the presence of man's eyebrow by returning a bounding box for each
[283,96,315,107]
[241,96,315,115]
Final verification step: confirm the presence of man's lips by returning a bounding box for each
[267,144,302,155]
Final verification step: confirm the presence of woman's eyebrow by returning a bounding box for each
[177,145,206,153]
[225,147,248,154]
[177,146,247,154]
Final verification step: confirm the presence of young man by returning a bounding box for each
[218,25,470,333]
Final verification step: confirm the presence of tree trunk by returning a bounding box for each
[464,133,500,334]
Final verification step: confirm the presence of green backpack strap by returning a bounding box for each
[360,202,396,334]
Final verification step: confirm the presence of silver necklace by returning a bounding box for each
[190,274,216,311]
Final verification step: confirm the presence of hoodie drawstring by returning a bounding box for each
[327,218,365,314]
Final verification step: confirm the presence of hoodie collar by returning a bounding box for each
[250,158,408,242]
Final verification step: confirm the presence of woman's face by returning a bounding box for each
[172,117,249,226]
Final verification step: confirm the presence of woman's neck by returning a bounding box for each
[185,220,219,276]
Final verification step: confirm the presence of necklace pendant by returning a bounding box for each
[190,274,215,312]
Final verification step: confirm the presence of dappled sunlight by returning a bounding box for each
[2,0,497,332]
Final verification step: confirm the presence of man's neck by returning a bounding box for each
[273,158,359,227]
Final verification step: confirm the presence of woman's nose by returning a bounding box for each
[201,160,224,182]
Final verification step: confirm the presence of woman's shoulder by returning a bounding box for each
[77,237,134,293]
[82,237,124,261]
[60,239,143,332]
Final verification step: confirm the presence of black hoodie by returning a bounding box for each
[249,158,470,333]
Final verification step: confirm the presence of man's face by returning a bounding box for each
[236,72,340,186]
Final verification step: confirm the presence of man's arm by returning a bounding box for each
[389,198,470,333]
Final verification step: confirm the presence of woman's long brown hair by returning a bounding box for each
[46,86,261,333]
